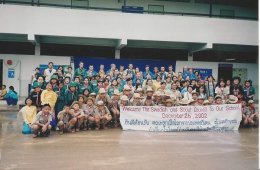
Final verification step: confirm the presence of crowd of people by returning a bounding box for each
[2,61,258,138]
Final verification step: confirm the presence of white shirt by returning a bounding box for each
[44,68,56,82]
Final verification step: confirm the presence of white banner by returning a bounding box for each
[120,104,242,132]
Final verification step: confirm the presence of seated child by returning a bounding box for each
[57,105,77,134]
[32,104,52,138]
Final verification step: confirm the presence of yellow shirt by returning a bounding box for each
[153,80,161,91]
[20,105,37,124]
[41,89,57,110]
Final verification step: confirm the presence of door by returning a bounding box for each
[218,64,233,81]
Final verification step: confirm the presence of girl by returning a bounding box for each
[107,79,119,97]
[198,85,207,100]
[183,86,193,100]
[215,79,229,100]
[19,97,37,134]
[205,75,216,98]
[109,90,121,127]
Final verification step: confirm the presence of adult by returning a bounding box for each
[44,62,56,83]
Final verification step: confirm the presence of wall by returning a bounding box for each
[0,5,258,46]
[14,0,256,18]
[0,54,71,97]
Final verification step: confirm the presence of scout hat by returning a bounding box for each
[33,82,41,88]
[248,100,254,104]
[90,92,96,96]
[120,95,129,101]
[86,97,95,103]
[179,99,190,105]
[228,95,238,104]
[133,93,141,99]
[192,91,199,96]
[113,89,121,96]
[98,88,106,94]
[71,101,80,108]
[146,87,154,92]
[214,95,222,100]
[136,87,143,92]
[153,91,162,97]
[203,100,210,105]
[197,96,205,100]
[97,100,104,106]
[123,86,131,91]
[50,75,58,80]
[165,99,173,104]
[189,99,196,104]
[69,81,77,88]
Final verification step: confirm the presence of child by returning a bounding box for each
[0,86,18,105]
[120,95,129,107]
[95,88,111,107]
[243,80,255,102]
[214,95,223,105]
[94,101,112,130]
[84,97,96,130]
[130,93,143,106]
[41,83,57,115]
[29,82,42,110]
[248,100,259,127]
[241,100,252,127]
[70,101,84,132]
[64,81,78,106]
[208,96,214,105]
[57,105,76,134]
[54,80,66,121]
[32,104,52,138]
[165,99,173,107]
[109,89,121,127]
[19,97,37,134]
[0,85,7,98]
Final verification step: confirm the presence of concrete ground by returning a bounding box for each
[0,111,258,170]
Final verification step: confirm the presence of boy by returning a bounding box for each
[29,82,42,110]
[83,97,96,130]
[32,104,52,138]
[70,101,84,132]
[214,95,223,105]
[94,101,112,130]
[109,90,121,127]
[57,105,76,134]
[64,81,79,106]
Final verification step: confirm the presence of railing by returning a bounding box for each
[0,0,258,20]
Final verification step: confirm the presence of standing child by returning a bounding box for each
[29,82,42,111]
[64,82,79,106]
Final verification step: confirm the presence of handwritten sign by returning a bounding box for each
[120,104,242,132]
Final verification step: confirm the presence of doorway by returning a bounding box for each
[218,64,233,81]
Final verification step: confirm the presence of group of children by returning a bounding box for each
[17,61,258,138]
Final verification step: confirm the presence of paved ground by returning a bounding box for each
[0,111,258,170]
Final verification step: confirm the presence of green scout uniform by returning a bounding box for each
[64,82,79,106]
